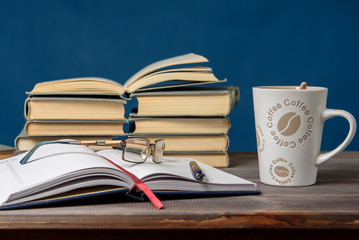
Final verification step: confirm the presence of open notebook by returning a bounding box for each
[0,143,258,209]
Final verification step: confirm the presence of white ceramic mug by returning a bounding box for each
[253,86,356,186]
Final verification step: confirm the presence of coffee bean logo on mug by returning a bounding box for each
[253,83,356,186]
[278,112,301,136]
[266,99,314,149]
[268,157,296,186]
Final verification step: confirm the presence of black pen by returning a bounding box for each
[189,161,205,181]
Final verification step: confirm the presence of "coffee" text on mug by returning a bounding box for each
[266,99,314,148]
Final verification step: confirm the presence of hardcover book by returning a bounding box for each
[130,86,239,117]
[129,117,231,135]
[0,144,15,160]
[164,152,229,168]
[130,135,230,167]
[139,135,229,152]
[14,129,116,152]
[25,97,126,120]
[24,120,127,136]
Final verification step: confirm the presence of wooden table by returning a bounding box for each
[0,152,358,239]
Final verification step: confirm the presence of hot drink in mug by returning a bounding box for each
[253,83,356,186]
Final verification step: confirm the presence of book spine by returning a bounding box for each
[226,86,240,116]
[24,97,30,120]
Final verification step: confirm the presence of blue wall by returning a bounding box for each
[0,0,358,151]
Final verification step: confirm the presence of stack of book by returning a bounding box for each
[14,53,238,167]
[15,79,127,152]
[129,86,238,167]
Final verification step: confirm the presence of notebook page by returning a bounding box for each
[0,144,120,202]
[98,149,255,186]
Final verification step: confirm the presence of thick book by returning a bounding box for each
[129,134,229,167]
[129,117,231,135]
[0,144,15,160]
[26,53,226,98]
[137,135,229,152]
[0,143,258,209]
[25,96,126,120]
[130,86,239,117]
[129,134,230,167]
[24,120,127,136]
[14,129,116,152]
[163,152,229,168]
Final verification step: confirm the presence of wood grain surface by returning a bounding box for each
[0,152,358,239]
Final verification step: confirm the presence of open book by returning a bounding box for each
[27,53,226,97]
[0,143,258,209]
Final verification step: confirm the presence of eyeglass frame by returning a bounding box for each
[120,138,165,164]
[19,137,165,165]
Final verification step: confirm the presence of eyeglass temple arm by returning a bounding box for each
[20,140,126,165]
[69,140,125,148]
[20,140,59,164]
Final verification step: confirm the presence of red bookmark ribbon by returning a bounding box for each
[102,156,164,210]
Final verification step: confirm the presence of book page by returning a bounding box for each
[99,149,195,180]
[0,144,126,204]
[29,77,126,95]
[98,149,257,192]
[123,53,209,88]
[126,72,220,93]
[126,66,213,85]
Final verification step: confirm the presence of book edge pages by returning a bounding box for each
[123,53,209,88]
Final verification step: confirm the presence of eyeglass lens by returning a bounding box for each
[153,139,165,163]
[123,138,151,163]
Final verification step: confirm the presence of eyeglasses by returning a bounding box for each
[20,138,165,165]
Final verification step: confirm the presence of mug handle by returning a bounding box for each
[316,109,357,165]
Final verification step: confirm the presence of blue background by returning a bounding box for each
[0,0,358,151]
